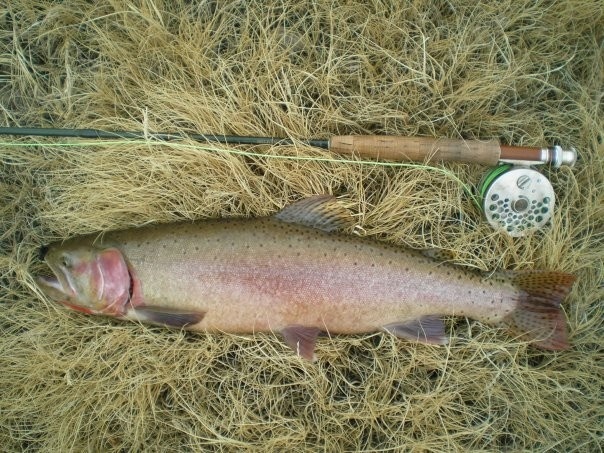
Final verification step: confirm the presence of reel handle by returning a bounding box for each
[329,135,576,167]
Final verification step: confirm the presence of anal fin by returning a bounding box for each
[126,306,205,328]
[281,325,322,360]
[383,316,447,345]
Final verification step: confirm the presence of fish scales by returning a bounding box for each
[102,218,516,333]
[37,196,575,359]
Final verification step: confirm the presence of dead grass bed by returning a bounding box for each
[1,1,602,451]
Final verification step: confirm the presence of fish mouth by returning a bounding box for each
[36,264,76,302]
[36,252,78,302]
[37,272,93,314]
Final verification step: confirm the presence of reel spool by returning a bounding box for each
[478,164,555,237]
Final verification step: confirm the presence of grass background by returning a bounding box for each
[1,0,602,451]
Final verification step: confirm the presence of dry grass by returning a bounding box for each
[1,0,603,451]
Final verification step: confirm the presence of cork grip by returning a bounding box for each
[329,136,502,165]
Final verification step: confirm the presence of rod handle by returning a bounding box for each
[329,135,501,165]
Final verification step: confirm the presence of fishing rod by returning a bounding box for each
[0,126,576,167]
[0,126,577,236]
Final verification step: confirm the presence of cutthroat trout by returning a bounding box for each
[37,195,575,359]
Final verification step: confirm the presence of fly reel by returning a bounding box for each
[478,164,555,237]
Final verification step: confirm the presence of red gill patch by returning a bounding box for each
[95,248,132,315]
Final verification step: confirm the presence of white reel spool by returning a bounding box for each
[479,165,555,237]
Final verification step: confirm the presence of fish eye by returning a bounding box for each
[60,255,72,269]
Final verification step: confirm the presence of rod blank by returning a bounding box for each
[0,127,329,148]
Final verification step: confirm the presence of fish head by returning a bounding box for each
[37,244,131,316]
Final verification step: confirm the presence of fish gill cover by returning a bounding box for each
[0,0,602,451]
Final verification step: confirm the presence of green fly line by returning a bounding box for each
[0,138,482,209]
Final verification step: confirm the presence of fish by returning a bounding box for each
[37,195,576,360]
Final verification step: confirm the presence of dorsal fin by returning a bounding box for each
[274,195,356,232]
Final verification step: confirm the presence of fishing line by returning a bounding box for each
[0,126,578,236]
[0,138,480,207]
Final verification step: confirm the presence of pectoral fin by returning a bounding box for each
[383,316,447,345]
[281,325,322,360]
[126,306,205,328]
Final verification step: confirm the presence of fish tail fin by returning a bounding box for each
[504,271,576,350]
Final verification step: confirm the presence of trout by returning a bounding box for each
[37,196,575,359]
